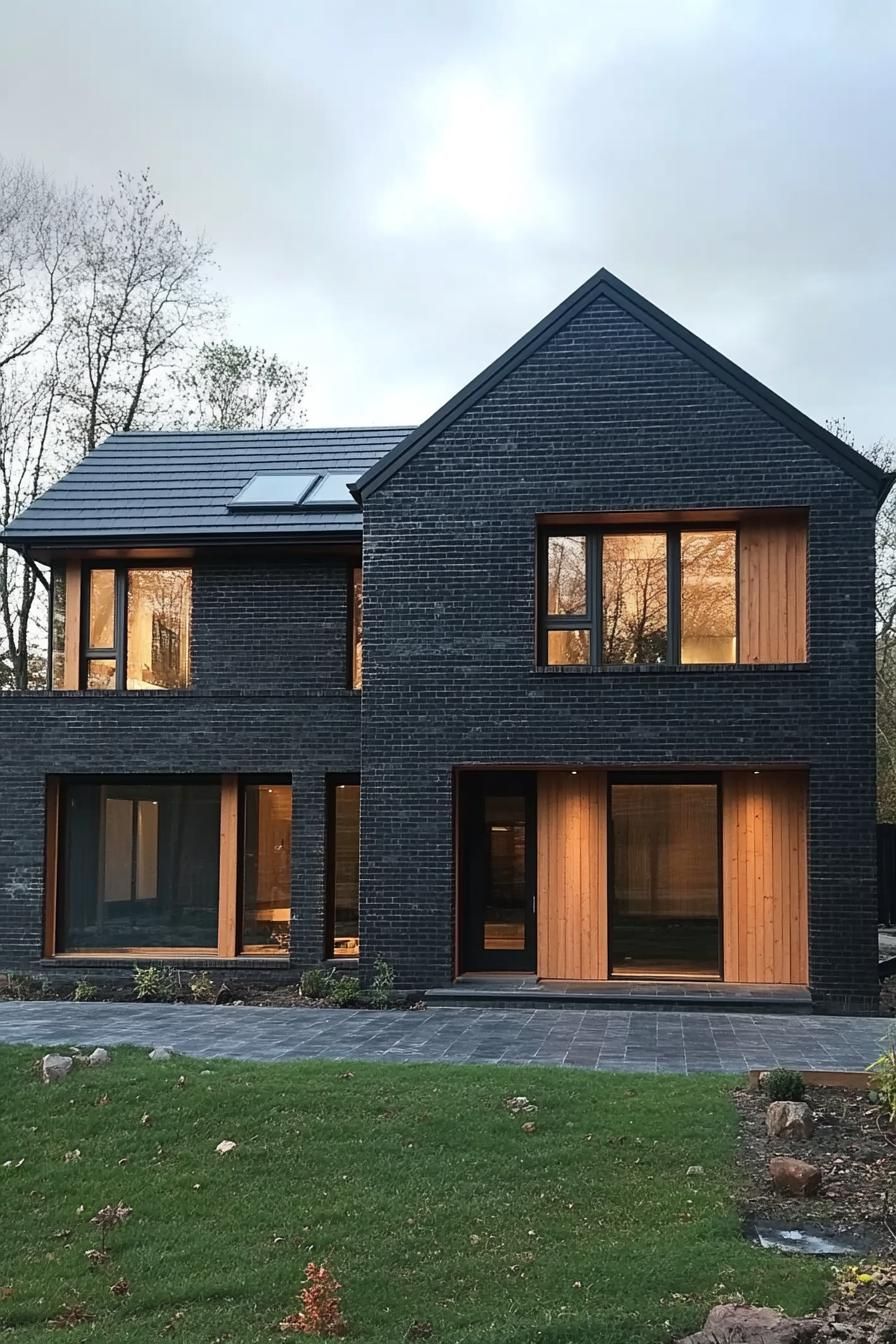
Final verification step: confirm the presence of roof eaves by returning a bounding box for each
[353,267,888,501]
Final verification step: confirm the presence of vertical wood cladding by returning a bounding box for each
[739,517,807,663]
[537,771,606,980]
[722,770,808,985]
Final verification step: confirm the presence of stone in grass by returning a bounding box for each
[766,1100,815,1140]
[41,1054,73,1083]
[87,1048,111,1067]
[678,1302,820,1342]
[148,1046,174,1062]
[769,1156,822,1197]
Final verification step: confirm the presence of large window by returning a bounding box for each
[82,565,191,690]
[241,783,292,954]
[540,526,737,666]
[327,777,360,957]
[53,774,292,957]
[58,779,221,952]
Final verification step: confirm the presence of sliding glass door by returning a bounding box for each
[610,779,721,978]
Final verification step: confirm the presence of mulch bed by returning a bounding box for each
[736,1084,896,1251]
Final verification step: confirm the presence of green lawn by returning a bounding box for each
[0,1047,829,1343]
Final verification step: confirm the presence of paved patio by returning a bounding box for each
[0,1001,891,1073]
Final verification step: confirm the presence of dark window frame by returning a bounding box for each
[538,523,739,667]
[80,561,192,691]
[325,772,360,960]
[237,775,292,958]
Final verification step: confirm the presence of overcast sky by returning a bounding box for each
[2,0,894,446]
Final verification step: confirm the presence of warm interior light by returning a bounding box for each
[753,770,761,775]
[570,770,578,775]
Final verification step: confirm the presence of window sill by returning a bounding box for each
[534,662,810,675]
[43,953,289,965]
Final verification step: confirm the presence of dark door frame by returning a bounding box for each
[458,771,537,974]
[607,771,724,980]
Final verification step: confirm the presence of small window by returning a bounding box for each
[83,566,191,690]
[350,566,362,690]
[50,568,67,689]
[230,473,319,508]
[540,525,737,667]
[327,777,360,957]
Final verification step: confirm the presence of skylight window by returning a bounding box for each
[229,473,319,508]
[302,473,360,507]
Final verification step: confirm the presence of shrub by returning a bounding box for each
[73,977,97,1002]
[369,956,395,1009]
[299,967,333,1001]
[868,1041,896,1122]
[2,972,45,1000]
[325,975,360,1008]
[189,971,215,1003]
[133,964,177,1002]
[766,1067,806,1102]
[279,1262,347,1335]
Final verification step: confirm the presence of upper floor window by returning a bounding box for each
[540,526,737,666]
[350,565,362,690]
[71,565,192,690]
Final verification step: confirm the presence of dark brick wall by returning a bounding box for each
[0,552,359,978]
[359,293,880,1010]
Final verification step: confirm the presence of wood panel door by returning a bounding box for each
[536,771,606,980]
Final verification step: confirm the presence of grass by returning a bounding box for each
[0,1047,830,1343]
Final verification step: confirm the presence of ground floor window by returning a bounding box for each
[328,776,360,957]
[52,775,292,958]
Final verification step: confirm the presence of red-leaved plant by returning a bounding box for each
[279,1262,347,1336]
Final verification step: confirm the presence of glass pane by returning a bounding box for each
[602,533,667,663]
[58,779,221,951]
[86,658,116,690]
[127,569,191,689]
[547,629,590,665]
[51,568,66,688]
[611,783,719,977]
[331,782,360,956]
[241,784,292,955]
[681,531,737,664]
[231,473,319,506]
[88,569,116,648]
[352,567,362,690]
[483,795,526,951]
[546,535,587,615]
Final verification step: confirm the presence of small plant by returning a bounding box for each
[868,1040,896,1123]
[325,975,361,1008]
[132,964,177,1002]
[73,978,96,1002]
[369,956,395,1009]
[279,1262,347,1335]
[765,1067,806,1102]
[2,972,45,1001]
[188,970,215,1003]
[299,967,333,1001]
[89,1201,132,1257]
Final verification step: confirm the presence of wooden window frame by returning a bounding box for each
[80,561,192,692]
[538,523,739,667]
[45,773,291,960]
[347,563,362,690]
[325,773,361,960]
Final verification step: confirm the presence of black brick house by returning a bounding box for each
[1,270,889,1012]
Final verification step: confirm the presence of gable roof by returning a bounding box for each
[353,268,892,505]
[2,425,413,552]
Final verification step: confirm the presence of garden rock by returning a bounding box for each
[767,1101,815,1140]
[678,1302,820,1342]
[87,1048,111,1067]
[769,1157,822,1197]
[148,1046,173,1062]
[41,1053,73,1083]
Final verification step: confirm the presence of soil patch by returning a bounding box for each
[736,1084,896,1255]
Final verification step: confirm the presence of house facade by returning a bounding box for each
[0,270,888,1012]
